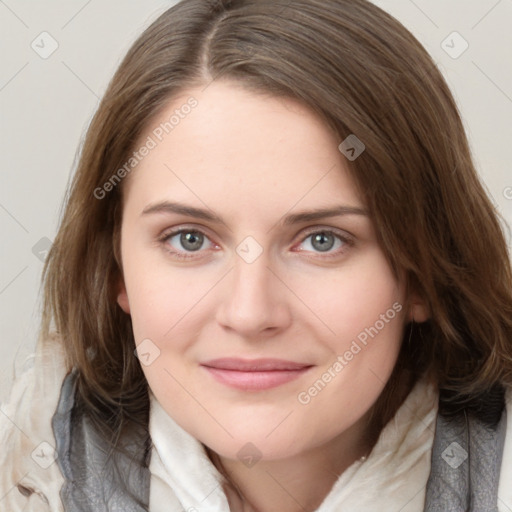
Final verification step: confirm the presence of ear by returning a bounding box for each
[116,276,131,314]
[407,292,429,323]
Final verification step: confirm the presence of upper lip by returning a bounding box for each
[201,358,312,371]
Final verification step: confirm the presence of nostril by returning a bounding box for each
[17,484,34,497]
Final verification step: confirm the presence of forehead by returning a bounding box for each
[121,80,364,218]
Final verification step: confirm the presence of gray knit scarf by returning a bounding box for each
[52,370,507,511]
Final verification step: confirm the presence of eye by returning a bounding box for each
[157,226,353,261]
[295,229,353,257]
[159,228,216,259]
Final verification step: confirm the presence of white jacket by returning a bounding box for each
[2,335,512,512]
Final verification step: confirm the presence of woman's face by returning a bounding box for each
[116,80,422,461]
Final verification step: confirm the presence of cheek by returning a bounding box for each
[289,248,405,416]
[289,246,403,352]
[121,242,208,341]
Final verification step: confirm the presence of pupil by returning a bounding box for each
[181,232,203,251]
[312,233,334,252]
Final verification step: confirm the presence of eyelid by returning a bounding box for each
[297,225,355,240]
[158,224,217,243]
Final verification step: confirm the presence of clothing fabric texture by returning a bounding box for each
[1,335,512,511]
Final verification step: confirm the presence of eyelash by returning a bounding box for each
[157,226,355,261]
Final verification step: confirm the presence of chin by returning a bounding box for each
[201,425,310,463]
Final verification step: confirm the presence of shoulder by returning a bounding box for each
[0,332,70,511]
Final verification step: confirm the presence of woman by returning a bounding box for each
[1,0,512,510]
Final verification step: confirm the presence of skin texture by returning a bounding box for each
[116,80,428,511]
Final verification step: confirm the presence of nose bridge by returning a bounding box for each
[233,252,271,302]
[216,247,290,335]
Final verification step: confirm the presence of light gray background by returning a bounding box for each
[1,0,511,403]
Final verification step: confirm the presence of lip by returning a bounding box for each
[200,358,314,391]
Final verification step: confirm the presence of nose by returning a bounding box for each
[215,252,292,338]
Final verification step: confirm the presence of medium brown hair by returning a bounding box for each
[41,0,512,444]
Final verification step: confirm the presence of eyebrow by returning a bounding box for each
[141,200,368,226]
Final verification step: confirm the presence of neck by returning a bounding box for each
[207,412,374,512]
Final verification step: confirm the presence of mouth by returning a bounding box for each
[200,358,314,391]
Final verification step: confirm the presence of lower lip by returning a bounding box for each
[201,366,312,391]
